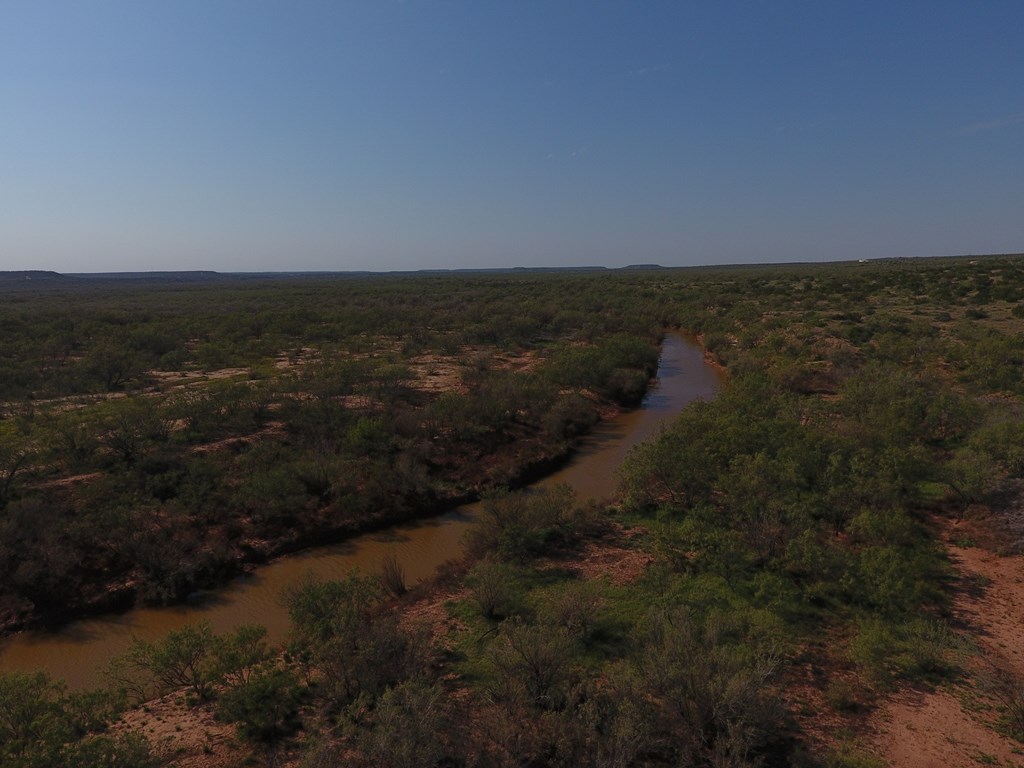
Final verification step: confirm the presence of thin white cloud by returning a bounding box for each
[959,113,1024,135]
[544,145,590,161]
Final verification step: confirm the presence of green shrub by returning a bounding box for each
[488,618,576,711]
[108,621,217,703]
[467,485,578,561]
[217,668,304,743]
[849,618,956,685]
[355,680,449,768]
[285,573,423,707]
[0,671,155,768]
[466,557,523,620]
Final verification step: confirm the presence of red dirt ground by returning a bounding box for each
[867,516,1024,767]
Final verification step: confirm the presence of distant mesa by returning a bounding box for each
[621,263,664,270]
[0,270,68,282]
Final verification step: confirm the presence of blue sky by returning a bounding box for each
[1,1,1022,272]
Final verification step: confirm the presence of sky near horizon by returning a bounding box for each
[1,1,1022,273]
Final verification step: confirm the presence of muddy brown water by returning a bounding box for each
[0,333,720,689]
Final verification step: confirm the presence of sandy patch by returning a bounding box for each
[406,354,466,394]
[872,687,1024,767]
[948,540,1024,678]
[114,692,238,768]
[190,422,288,454]
[398,584,472,653]
[405,348,539,396]
[149,367,250,386]
[274,347,318,369]
[538,522,653,586]
[28,471,103,490]
[867,517,1024,767]
[563,533,653,585]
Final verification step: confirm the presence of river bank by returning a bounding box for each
[0,337,667,639]
[0,332,721,690]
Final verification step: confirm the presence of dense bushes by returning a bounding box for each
[0,671,154,768]
[542,333,659,404]
[466,484,596,561]
[0,273,668,628]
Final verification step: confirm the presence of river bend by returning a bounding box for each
[0,332,720,689]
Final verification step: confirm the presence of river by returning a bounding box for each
[0,332,720,689]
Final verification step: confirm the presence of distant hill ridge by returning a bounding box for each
[66,271,223,281]
[1,265,668,286]
[5,255,1024,286]
[0,270,68,282]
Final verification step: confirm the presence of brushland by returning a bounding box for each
[0,271,660,631]
[4,255,1024,766]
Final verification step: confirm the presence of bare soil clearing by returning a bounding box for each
[867,515,1024,767]
[114,693,240,768]
[536,521,653,585]
[871,687,1022,768]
